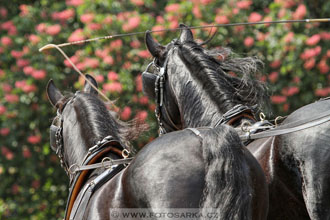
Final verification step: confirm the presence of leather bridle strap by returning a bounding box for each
[240,108,330,141]
[70,157,133,172]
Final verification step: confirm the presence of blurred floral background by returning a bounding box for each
[0,0,329,219]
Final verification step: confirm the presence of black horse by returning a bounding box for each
[142,25,330,220]
[46,74,267,219]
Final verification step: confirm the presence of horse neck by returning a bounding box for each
[170,71,227,128]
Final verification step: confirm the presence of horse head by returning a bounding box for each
[47,75,133,180]
[143,24,269,133]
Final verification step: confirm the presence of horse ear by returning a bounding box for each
[145,31,165,58]
[46,79,64,108]
[142,72,157,100]
[83,74,98,95]
[179,24,193,42]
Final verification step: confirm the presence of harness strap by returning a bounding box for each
[240,108,330,140]
[69,164,125,220]
[71,157,133,172]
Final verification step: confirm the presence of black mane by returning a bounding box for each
[60,92,141,152]
[174,40,269,114]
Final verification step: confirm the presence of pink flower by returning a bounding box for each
[17,59,29,68]
[284,32,294,43]
[0,7,7,18]
[271,95,286,104]
[130,40,141,49]
[19,4,29,16]
[130,0,144,6]
[120,106,132,120]
[66,0,84,6]
[2,83,12,93]
[138,50,151,59]
[83,58,99,68]
[257,32,266,41]
[1,21,14,31]
[292,4,306,20]
[156,16,165,24]
[52,9,75,22]
[94,74,104,83]
[110,39,122,50]
[108,71,119,81]
[28,135,41,144]
[215,15,229,24]
[315,88,330,97]
[2,146,14,160]
[0,69,4,77]
[165,3,180,13]
[103,16,113,24]
[306,34,321,46]
[192,5,202,19]
[268,72,279,83]
[80,13,94,24]
[103,82,123,93]
[32,70,46,80]
[0,128,10,136]
[36,23,46,33]
[135,75,143,92]
[123,62,132,70]
[139,96,149,105]
[23,66,34,75]
[248,12,262,22]
[317,60,329,74]
[136,111,148,122]
[151,25,165,36]
[46,24,61,36]
[300,46,321,60]
[320,32,330,40]
[244,36,254,47]
[11,50,23,59]
[123,16,141,32]
[1,36,12,46]
[0,105,6,115]
[88,23,102,31]
[104,56,114,65]
[304,58,315,70]
[68,29,85,42]
[270,60,281,68]
[282,86,299,96]
[64,55,79,68]
[15,80,26,89]
[5,94,19,103]
[23,147,32,158]
[236,0,252,9]
[23,84,37,93]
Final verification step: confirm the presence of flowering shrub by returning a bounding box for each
[0,0,329,219]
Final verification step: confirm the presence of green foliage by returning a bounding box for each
[0,0,329,219]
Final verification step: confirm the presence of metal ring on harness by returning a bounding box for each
[275,116,284,127]
[259,112,266,121]
[121,149,130,158]
[68,163,79,175]
[101,157,113,169]
[241,121,252,132]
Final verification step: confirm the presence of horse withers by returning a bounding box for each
[46,74,262,219]
[142,25,330,219]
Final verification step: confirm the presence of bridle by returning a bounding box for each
[143,45,257,135]
[143,50,183,135]
[49,94,132,184]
